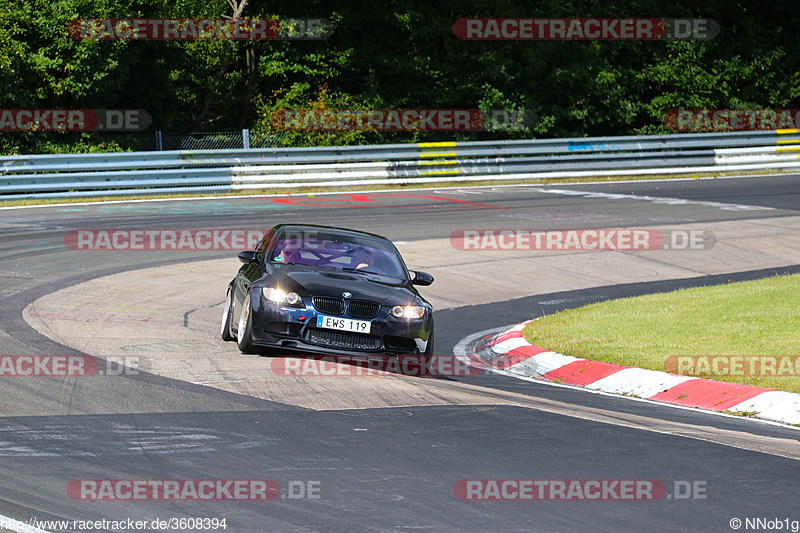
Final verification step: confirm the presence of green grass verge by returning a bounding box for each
[522,274,800,394]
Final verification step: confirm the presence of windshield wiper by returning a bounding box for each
[339,267,379,274]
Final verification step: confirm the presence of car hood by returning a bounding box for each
[263,265,421,305]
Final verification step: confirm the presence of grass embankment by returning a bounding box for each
[523,274,800,394]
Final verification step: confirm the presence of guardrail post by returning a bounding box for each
[155,131,163,151]
[243,129,250,149]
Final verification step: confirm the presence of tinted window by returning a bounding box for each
[269,228,405,278]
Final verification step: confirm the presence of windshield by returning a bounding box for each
[269,228,406,278]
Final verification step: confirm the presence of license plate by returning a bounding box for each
[316,315,371,334]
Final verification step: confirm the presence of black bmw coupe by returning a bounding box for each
[221,224,434,356]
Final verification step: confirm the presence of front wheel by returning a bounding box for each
[220,289,235,341]
[424,319,435,356]
[237,291,257,354]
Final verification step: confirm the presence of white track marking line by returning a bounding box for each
[537,188,775,211]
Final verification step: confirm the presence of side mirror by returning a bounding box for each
[411,271,434,286]
[238,250,259,264]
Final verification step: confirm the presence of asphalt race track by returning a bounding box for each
[1,175,800,532]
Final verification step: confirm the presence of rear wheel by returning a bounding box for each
[237,291,257,354]
[220,289,235,341]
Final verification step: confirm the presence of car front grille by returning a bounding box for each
[347,300,381,319]
[312,296,345,315]
[306,329,382,351]
[312,296,381,319]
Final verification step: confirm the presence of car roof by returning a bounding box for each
[270,224,392,242]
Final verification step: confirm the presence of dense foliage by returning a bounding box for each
[1,0,798,153]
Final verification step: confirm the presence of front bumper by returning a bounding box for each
[248,297,432,356]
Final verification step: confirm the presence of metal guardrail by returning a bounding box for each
[1,130,798,200]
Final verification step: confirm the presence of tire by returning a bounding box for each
[237,291,257,354]
[220,289,235,341]
[424,319,435,356]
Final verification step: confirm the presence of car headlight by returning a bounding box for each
[263,287,301,305]
[391,305,425,319]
